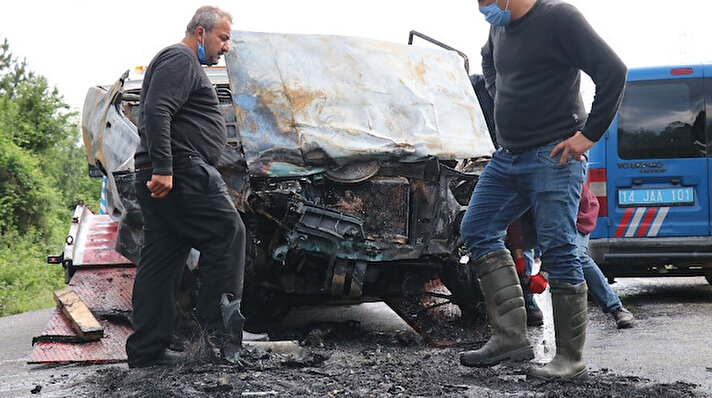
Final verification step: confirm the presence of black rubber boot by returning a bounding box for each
[460,250,534,367]
[528,280,588,379]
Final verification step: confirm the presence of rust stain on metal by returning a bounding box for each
[413,60,427,85]
[411,180,429,202]
[334,190,366,217]
[284,87,327,116]
[325,178,408,240]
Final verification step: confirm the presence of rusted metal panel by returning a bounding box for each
[29,268,134,364]
[324,177,409,241]
[226,31,494,176]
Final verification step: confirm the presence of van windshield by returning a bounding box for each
[617,78,705,159]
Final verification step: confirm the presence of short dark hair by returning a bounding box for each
[186,6,232,34]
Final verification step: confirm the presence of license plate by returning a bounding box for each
[618,187,694,207]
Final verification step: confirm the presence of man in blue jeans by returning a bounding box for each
[459,0,626,379]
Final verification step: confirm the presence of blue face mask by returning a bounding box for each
[197,39,207,65]
[480,1,511,26]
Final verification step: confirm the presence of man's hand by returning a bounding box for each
[550,131,595,166]
[146,174,173,198]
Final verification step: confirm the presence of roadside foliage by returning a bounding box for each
[0,38,101,316]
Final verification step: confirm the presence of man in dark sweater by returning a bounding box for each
[126,6,248,368]
[459,0,626,379]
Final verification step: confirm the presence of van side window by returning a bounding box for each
[618,78,705,159]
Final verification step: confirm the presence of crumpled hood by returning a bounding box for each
[225,31,494,176]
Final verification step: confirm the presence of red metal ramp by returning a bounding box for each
[29,267,135,364]
[30,205,136,364]
[63,205,133,269]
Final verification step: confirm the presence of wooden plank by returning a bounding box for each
[53,289,104,341]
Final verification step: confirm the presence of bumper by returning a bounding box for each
[589,236,712,278]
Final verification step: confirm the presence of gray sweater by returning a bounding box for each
[482,0,626,151]
[135,44,227,175]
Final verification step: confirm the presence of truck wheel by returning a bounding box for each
[242,290,292,328]
[441,260,486,321]
[241,230,293,327]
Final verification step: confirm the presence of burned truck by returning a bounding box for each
[80,32,494,330]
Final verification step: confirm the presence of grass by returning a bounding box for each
[0,196,101,317]
[0,232,65,316]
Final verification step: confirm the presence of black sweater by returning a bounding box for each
[135,44,227,175]
[481,0,626,151]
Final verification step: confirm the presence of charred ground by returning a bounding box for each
[71,318,699,398]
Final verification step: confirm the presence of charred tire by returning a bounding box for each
[242,290,293,328]
[241,230,293,328]
[441,260,485,321]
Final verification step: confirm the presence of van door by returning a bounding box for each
[605,66,709,239]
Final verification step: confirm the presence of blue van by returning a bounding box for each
[588,64,712,284]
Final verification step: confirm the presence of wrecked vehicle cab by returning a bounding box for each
[82,31,493,330]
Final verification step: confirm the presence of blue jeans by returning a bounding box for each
[577,232,622,313]
[460,143,586,284]
[522,248,535,276]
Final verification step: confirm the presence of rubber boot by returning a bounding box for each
[460,250,534,367]
[528,280,588,379]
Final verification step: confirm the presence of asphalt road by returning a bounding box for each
[1,277,711,397]
[0,307,88,398]
[582,276,712,394]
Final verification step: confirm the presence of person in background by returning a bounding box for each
[505,213,545,326]
[572,180,635,329]
[516,181,635,329]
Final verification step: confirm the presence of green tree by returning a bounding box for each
[0,37,101,315]
[0,38,34,98]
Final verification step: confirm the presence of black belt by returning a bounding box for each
[135,156,196,172]
[501,147,525,154]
